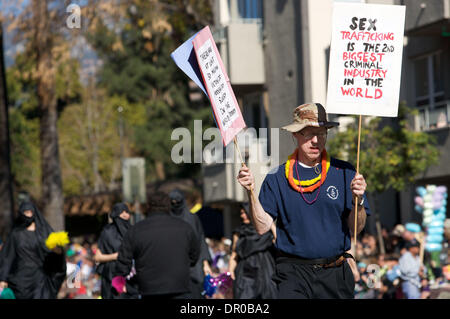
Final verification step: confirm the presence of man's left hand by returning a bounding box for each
[350,173,367,199]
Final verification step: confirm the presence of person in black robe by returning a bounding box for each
[0,201,66,299]
[114,192,200,299]
[169,189,212,299]
[229,203,277,299]
[95,202,139,299]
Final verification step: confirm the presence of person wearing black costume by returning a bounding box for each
[0,201,66,299]
[95,202,139,299]
[169,189,212,299]
[115,192,200,299]
[229,203,277,299]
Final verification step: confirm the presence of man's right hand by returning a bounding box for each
[0,281,8,289]
[237,164,255,191]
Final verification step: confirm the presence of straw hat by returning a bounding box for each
[281,103,340,133]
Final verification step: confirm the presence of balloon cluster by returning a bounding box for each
[415,185,448,252]
[202,272,233,297]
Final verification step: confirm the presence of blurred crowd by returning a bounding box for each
[54,235,234,299]
[3,216,448,299]
[56,220,450,299]
[57,237,101,299]
[352,223,450,299]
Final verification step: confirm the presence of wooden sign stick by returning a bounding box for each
[354,115,362,247]
[418,232,425,266]
[233,136,245,167]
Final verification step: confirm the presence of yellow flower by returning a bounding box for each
[45,232,70,250]
[190,203,202,214]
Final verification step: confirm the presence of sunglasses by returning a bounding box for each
[297,130,328,140]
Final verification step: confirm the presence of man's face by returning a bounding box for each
[410,246,420,256]
[293,126,327,162]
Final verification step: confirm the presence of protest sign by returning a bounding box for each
[170,32,208,96]
[192,26,246,146]
[326,3,406,117]
[171,26,246,147]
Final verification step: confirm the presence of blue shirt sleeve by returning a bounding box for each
[258,174,278,221]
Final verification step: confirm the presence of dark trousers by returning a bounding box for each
[273,260,355,299]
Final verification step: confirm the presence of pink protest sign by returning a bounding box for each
[192,26,246,146]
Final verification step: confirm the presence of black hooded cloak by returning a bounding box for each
[169,189,212,298]
[231,204,277,299]
[0,202,66,299]
[96,203,138,299]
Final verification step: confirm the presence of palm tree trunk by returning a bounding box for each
[35,0,64,230]
[39,101,65,230]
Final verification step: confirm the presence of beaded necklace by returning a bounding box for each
[285,148,330,191]
[285,149,329,204]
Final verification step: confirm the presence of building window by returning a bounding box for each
[237,0,263,20]
[242,93,270,155]
[414,52,448,131]
[242,93,268,136]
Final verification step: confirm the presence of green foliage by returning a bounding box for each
[7,0,214,200]
[55,58,83,104]
[88,0,214,181]
[6,56,39,118]
[8,108,41,198]
[328,103,440,194]
[58,88,146,195]
[6,51,82,198]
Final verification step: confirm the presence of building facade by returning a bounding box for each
[203,0,449,238]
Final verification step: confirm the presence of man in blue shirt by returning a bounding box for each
[237,103,370,298]
[398,239,422,299]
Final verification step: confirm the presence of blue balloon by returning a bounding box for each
[435,212,446,221]
[405,223,421,233]
[428,227,444,235]
[426,234,443,243]
[415,205,423,213]
[416,186,427,197]
[429,220,444,228]
[425,243,442,252]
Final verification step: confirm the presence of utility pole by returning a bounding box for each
[0,22,14,241]
[118,106,124,162]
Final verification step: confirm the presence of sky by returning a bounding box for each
[1,0,100,82]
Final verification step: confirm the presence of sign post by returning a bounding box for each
[326,3,406,246]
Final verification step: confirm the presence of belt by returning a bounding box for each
[276,250,354,268]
